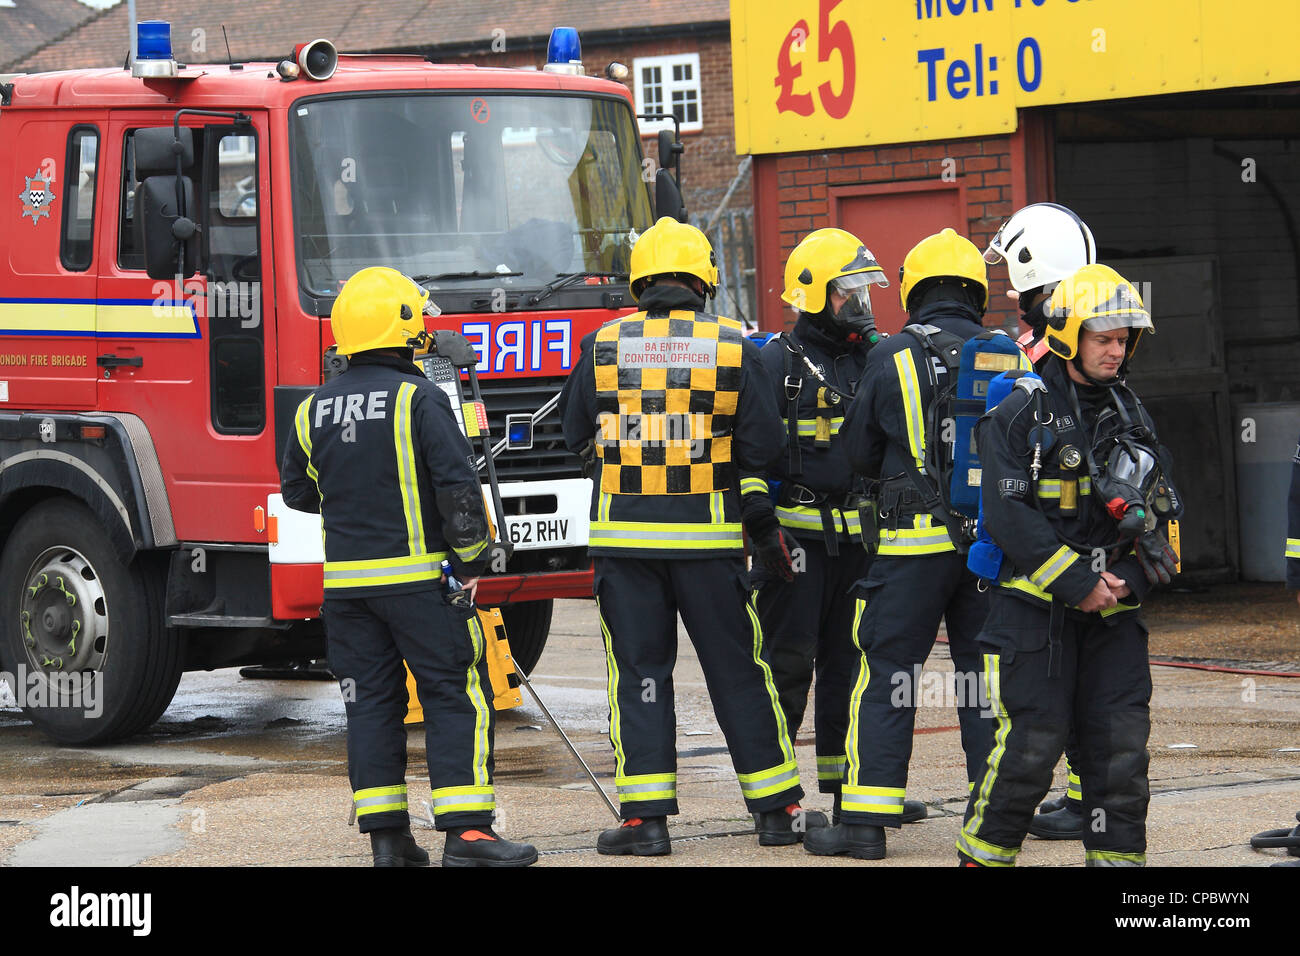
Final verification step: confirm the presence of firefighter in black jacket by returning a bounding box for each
[957,264,1180,866]
[807,228,1015,860]
[742,228,922,823]
[280,267,536,867]
[560,217,820,855]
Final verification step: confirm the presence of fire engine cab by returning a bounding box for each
[0,23,685,743]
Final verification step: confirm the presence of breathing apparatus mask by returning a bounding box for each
[817,272,881,344]
[1085,400,1182,539]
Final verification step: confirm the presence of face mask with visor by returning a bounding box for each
[826,270,888,339]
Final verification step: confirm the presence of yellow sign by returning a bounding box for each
[731,0,1300,153]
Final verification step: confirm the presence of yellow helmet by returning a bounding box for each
[898,227,988,312]
[629,216,719,302]
[781,228,888,314]
[1044,263,1152,361]
[330,267,440,356]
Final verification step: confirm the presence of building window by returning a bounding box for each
[634,53,701,135]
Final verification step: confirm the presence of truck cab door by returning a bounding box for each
[0,116,104,408]
[97,112,275,543]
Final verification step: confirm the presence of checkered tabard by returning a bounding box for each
[593,309,744,495]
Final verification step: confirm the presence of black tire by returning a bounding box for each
[0,498,182,744]
[498,599,553,676]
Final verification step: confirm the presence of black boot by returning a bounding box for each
[804,822,886,860]
[370,827,430,867]
[901,800,928,824]
[597,816,671,856]
[442,827,538,867]
[754,804,829,846]
[1039,792,1070,813]
[1028,805,1084,840]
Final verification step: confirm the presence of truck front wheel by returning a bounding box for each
[498,599,553,676]
[0,499,182,744]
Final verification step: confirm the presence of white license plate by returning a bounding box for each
[504,516,574,547]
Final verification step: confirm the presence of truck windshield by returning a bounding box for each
[289,92,654,300]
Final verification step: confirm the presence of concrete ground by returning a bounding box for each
[1,589,1298,868]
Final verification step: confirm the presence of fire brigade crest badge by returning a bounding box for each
[20,171,57,224]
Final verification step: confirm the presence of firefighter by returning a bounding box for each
[985,202,1097,367]
[742,228,923,824]
[806,228,1002,860]
[280,266,537,867]
[957,264,1180,867]
[559,217,822,854]
[984,202,1098,839]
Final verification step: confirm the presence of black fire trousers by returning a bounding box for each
[323,587,496,834]
[957,592,1152,866]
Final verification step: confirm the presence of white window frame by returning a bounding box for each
[633,53,702,135]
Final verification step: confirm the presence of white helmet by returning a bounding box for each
[984,202,1096,294]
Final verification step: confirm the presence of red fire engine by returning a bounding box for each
[0,24,685,743]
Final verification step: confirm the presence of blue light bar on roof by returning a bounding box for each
[136,20,173,61]
[547,27,581,65]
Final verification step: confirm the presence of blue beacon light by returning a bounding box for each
[132,20,178,77]
[544,27,584,74]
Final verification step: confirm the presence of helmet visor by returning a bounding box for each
[1082,309,1152,334]
[832,269,889,294]
[983,234,1009,265]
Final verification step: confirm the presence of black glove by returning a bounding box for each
[579,439,598,479]
[1135,530,1178,586]
[744,507,795,583]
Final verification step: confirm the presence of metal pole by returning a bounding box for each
[514,664,621,821]
[127,0,137,68]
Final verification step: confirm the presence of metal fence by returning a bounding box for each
[692,208,757,328]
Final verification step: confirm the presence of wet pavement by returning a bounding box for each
[1,593,1298,867]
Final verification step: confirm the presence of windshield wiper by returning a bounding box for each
[529,271,629,305]
[410,271,524,283]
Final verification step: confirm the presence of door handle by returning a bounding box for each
[96,354,143,368]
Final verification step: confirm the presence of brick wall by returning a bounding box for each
[754,132,1026,332]
[433,32,747,219]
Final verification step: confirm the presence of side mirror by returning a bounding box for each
[655,168,687,223]
[140,174,198,279]
[656,129,681,174]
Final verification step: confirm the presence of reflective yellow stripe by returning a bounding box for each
[816,754,847,780]
[710,491,724,525]
[1030,545,1078,590]
[1287,538,1300,560]
[0,298,199,337]
[999,576,1140,617]
[1037,477,1091,498]
[465,614,491,787]
[453,537,490,563]
[957,653,1019,866]
[747,590,796,765]
[294,396,314,457]
[1066,768,1082,802]
[775,504,862,539]
[598,490,612,523]
[841,784,906,814]
[740,476,769,496]
[615,773,676,803]
[353,784,408,817]
[894,349,926,467]
[844,597,869,786]
[322,553,446,590]
[596,596,627,777]
[1085,849,1146,865]
[431,785,495,816]
[876,514,954,555]
[736,759,800,799]
[795,416,844,437]
[393,382,426,556]
[589,520,743,550]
